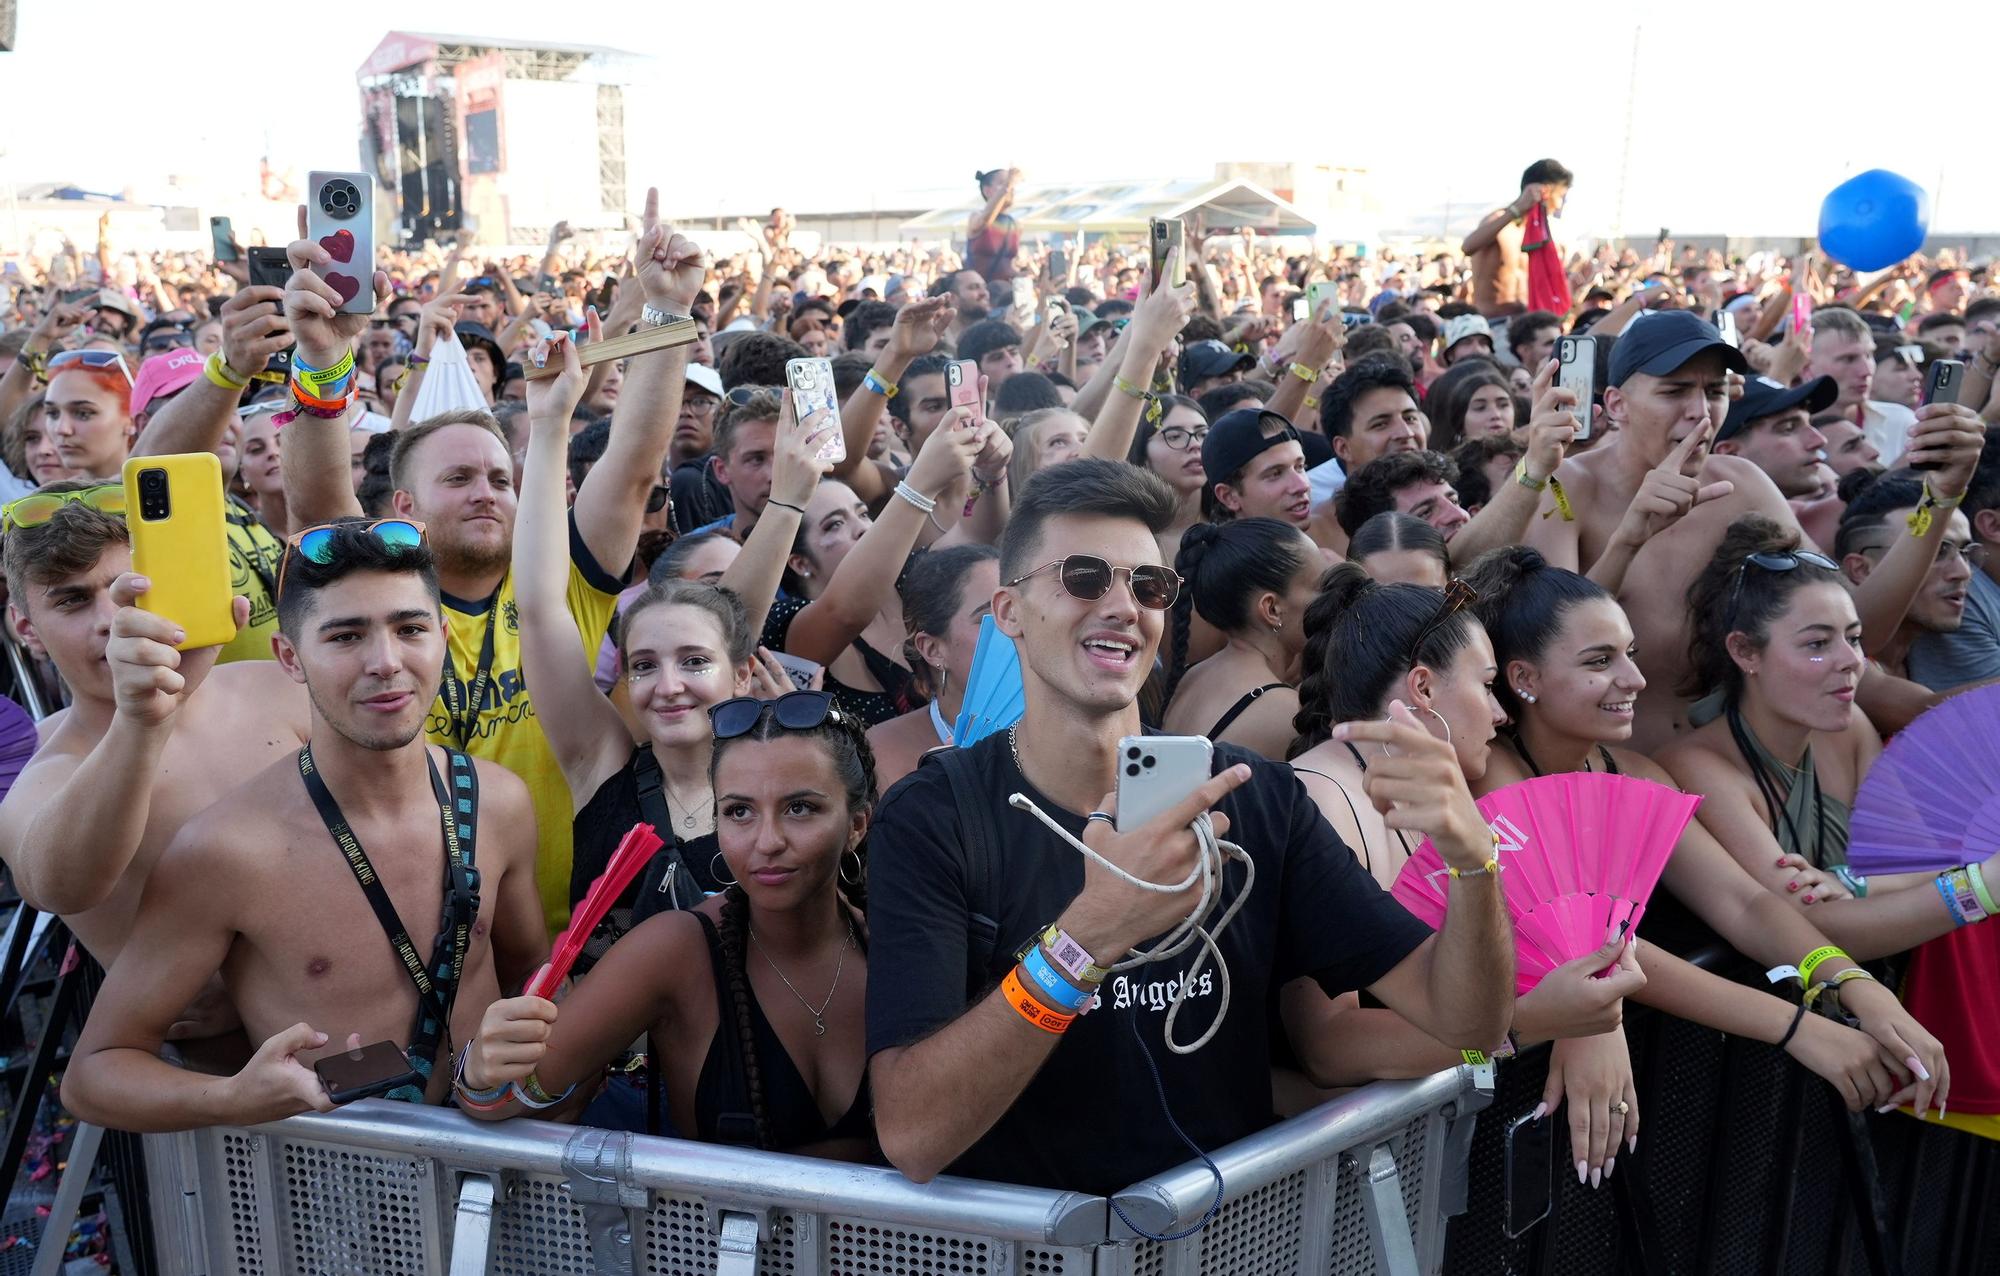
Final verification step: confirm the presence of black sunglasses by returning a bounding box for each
[1005,554,1181,610]
[646,484,671,515]
[1725,550,1839,632]
[711,690,843,740]
[1410,579,1479,660]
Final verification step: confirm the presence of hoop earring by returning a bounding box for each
[1421,705,1452,746]
[839,849,863,887]
[709,851,737,887]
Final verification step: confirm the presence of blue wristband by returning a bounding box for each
[1937,873,1969,926]
[1018,947,1094,1013]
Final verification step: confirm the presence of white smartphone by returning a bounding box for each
[1556,336,1595,442]
[1115,735,1214,833]
[1714,309,1739,348]
[306,171,376,315]
[771,650,822,691]
[784,356,845,464]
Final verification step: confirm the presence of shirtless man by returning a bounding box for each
[63,523,546,1131]
[1462,160,1572,318]
[0,483,307,983]
[1526,311,1985,751]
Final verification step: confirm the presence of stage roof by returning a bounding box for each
[898,177,1320,238]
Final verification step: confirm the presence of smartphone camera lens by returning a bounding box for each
[1126,763,1141,777]
[1126,746,1142,760]
[321,179,361,220]
[136,469,170,521]
[1141,754,1155,769]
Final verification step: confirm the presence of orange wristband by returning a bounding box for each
[1001,966,1075,1033]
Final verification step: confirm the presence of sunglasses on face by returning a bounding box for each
[646,484,671,515]
[143,328,194,354]
[1724,549,1840,631]
[46,348,134,386]
[1005,554,1181,610]
[1,483,126,531]
[710,689,844,740]
[276,518,427,598]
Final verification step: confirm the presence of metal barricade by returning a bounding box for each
[139,1065,1487,1275]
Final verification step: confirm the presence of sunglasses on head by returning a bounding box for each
[1005,554,1181,610]
[1,484,125,531]
[1410,578,1479,659]
[710,689,843,740]
[46,349,134,386]
[724,386,760,407]
[1724,549,1840,631]
[276,518,427,598]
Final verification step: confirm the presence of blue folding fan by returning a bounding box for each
[952,614,1025,746]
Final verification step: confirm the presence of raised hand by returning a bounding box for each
[888,295,954,360]
[770,388,837,511]
[106,573,248,728]
[217,285,289,383]
[633,187,705,314]
[905,405,986,497]
[525,329,590,426]
[284,206,389,370]
[1519,359,1579,481]
[1610,416,1732,548]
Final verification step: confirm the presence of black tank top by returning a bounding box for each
[686,912,873,1150]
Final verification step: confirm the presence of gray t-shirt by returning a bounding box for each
[1909,569,2000,691]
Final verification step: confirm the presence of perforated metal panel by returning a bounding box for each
[218,1130,266,1273]
[492,1174,594,1274]
[639,1194,803,1274]
[1018,1245,1079,1274]
[1195,1168,1306,1275]
[276,1138,436,1273]
[824,1216,997,1274]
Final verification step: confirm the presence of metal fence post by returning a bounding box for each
[1354,1142,1419,1276]
[561,1125,647,1275]
[449,1172,499,1276]
[714,1210,762,1276]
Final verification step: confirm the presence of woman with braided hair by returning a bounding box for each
[459,691,878,1160]
[1156,517,1320,758]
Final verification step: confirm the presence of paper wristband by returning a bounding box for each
[1797,945,1847,985]
[1018,945,1094,1013]
[1001,967,1074,1033]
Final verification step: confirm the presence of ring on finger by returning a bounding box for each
[1610,1100,1630,1117]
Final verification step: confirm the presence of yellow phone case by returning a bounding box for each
[122,453,238,651]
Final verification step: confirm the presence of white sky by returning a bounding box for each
[4,0,1999,241]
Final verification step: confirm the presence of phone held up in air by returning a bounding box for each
[1715,309,1739,348]
[1304,280,1341,322]
[244,247,291,291]
[1149,217,1185,291]
[945,358,982,420]
[123,453,237,652]
[209,216,238,263]
[1913,358,1965,472]
[784,356,845,464]
[1049,247,1068,279]
[1557,335,1596,442]
[1503,1107,1554,1238]
[305,170,376,315]
[1115,735,1213,834]
[313,1040,420,1105]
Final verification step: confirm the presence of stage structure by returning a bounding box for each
[355,32,639,244]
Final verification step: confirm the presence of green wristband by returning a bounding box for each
[1969,862,1999,919]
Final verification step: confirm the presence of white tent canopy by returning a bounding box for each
[898,177,1319,240]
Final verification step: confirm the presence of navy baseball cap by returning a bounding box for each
[1202,409,1301,483]
[1179,339,1257,384]
[1606,310,1750,387]
[1719,374,1839,442]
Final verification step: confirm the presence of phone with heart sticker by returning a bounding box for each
[306,171,375,315]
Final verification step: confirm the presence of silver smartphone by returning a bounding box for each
[784,356,845,464]
[1115,735,1213,833]
[1557,336,1595,441]
[305,171,375,315]
[1715,309,1739,348]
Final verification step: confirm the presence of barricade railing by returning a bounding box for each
[140,1063,1489,1275]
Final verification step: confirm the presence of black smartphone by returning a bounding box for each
[313,1041,420,1104]
[59,287,96,307]
[246,247,291,291]
[210,216,238,263]
[1503,1107,1554,1239]
[1049,247,1068,279]
[594,275,617,314]
[1912,358,1965,472]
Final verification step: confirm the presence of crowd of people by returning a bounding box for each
[0,155,1995,1227]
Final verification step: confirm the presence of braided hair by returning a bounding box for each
[707,699,880,1150]
[1288,562,1478,759]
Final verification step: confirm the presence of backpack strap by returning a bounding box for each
[630,746,699,910]
[920,747,1004,996]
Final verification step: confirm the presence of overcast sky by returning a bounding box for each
[4,0,1996,241]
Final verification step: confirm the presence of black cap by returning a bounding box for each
[1202,408,1301,483]
[1179,339,1257,384]
[1606,311,1750,387]
[1719,374,1838,441]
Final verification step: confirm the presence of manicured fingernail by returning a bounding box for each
[173,630,185,644]
[1787,881,1799,892]
[1530,1102,1547,1121]
[1628,1135,1638,1154]
[1575,1160,1588,1184]
[1941,1102,1948,1121]
[1604,1157,1616,1179]
[1803,894,1815,904]
[1877,1104,1896,1114]
[1909,1057,1931,1081]
[1590,1167,1602,1189]
[1776,857,1790,867]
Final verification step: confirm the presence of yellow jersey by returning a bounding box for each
[218,496,284,664]
[425,520,622,934]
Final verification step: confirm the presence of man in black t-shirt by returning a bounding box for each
[867,458,1515,1193]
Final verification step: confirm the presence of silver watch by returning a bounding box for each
[641,304,689,327]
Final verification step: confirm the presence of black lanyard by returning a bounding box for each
[298,744,481,1092]
[437,593,500,749]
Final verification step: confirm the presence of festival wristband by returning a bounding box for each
[1937,873,1969,926]
[1796,945,1848,985]
[1541,475,1575,522]
[204,352,251,391]
[293,346,355,393]
[452,1045,512,1105]
[1302,394,1319,411]
[289,380,354,412]
[1018,945,1095,1013]
[1833,865,1870,898]
[1113,374,1154,401]
[1969,862,1999,919]
[1001,966,1075,1034]
[1514,457,1548,492]
[862,370,898,399]
[1459,1048,1495,1088]
[1288,361,1320,383]
[1943,866,1986,922]
[1906,479,1964,538]
[515,1074,577,1111]
[1039,925,1109,985]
